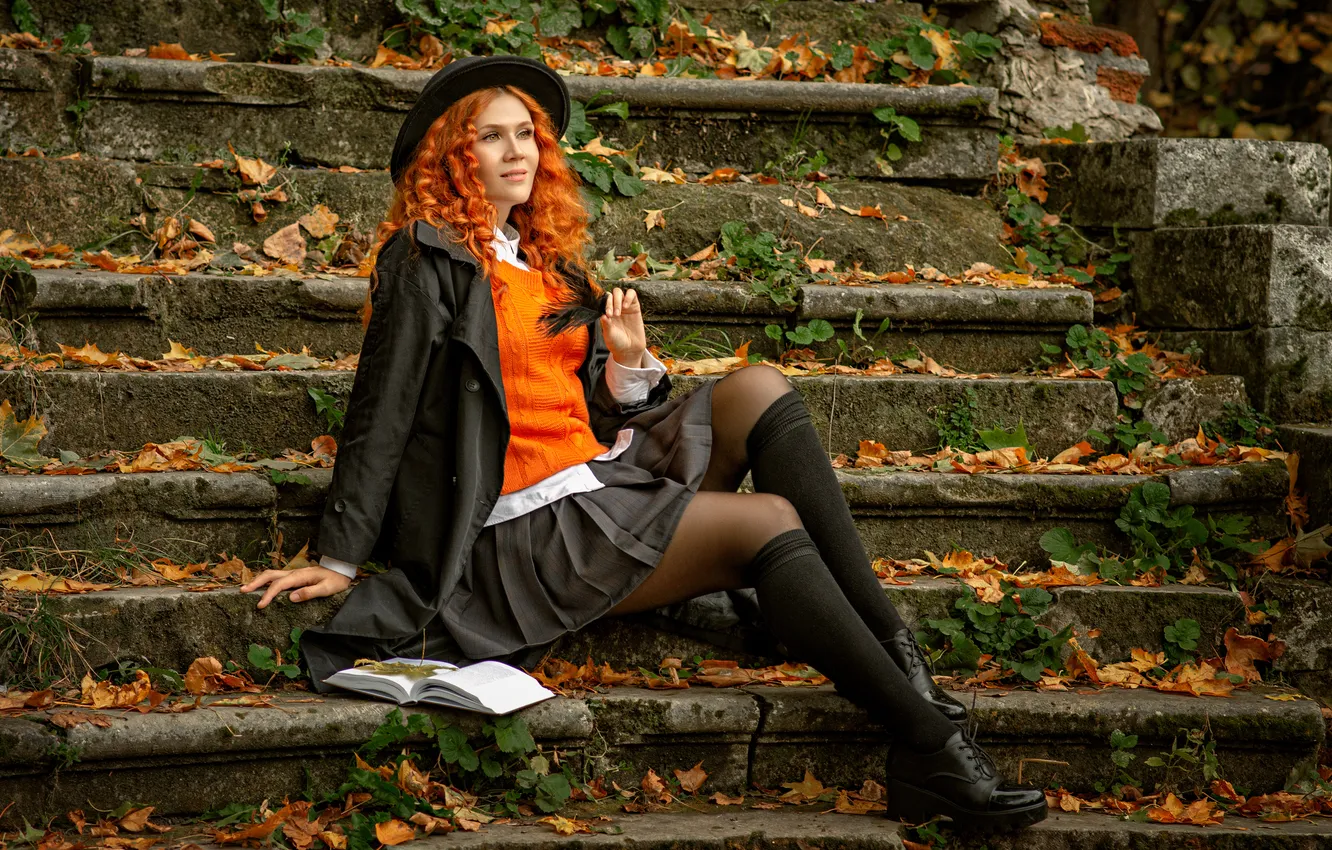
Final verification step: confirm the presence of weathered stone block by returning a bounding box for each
[1161,327,1332,423]
[1277,424,1332,527]
[1044,140,1332,228]
[0,47,78,152]
[1138,375,1249,442]
[1134,226,1332,330]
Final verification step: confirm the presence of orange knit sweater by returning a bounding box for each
[491,261,611,495]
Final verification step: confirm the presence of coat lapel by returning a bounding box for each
[413,220,516,415]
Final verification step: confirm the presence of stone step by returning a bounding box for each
[0,156,1010,272]
[1132,224,1332,422]
[1,685,1321,821]
[39,563,1320,687]
[2,50,999,183]
[2,0,927,65]
[1042,138,1331,229]
[0,369,1120,457]
[187,811,1332,850]
[12,267,1092,371]
[0,460,1287,570]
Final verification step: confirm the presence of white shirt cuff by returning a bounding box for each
[604,348,667,404]
[318,555,359,580]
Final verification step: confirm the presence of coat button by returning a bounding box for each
[334,498,347,512]
[465,378,480,392]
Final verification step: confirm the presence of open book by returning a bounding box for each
[322,657,554,715]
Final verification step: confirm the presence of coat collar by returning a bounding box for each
[413,219,519,268]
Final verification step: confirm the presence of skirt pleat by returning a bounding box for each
[440,380,717,660]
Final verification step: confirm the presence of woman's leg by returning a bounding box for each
[704,364,906,640]
[607,490,958,753]
[606,489,1046,831]
[703,364,967,722]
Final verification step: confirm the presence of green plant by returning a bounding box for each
[10,0,39,34]
[0,594,84,690]
[333,707,575,824]
[1087,416,1169,454]
[267,468,313,486]
[560,96,646,213]
[1042,123,1089,143]
[258,0,328,61]
[997,141,1132,286]
[870,106,922,174]
[1143,726,1222,797]
[308,386,346,435]
[248,627,304,681]
[977,420,1033,456]
[761,108,829,182]
[860,21,1001,85]
[919,581,1072,682]
[56,23,91,54]
[933,388,982,452]
[1040,482,1266,584]
[1054,324,1157,400]
[47,741,83,770]
[766,319,834,347]
[831,309,893,365]
[714,220,827,324]
[1094,729,1141,796]
[1202,401,1278,449]
[1163,618,1201,666]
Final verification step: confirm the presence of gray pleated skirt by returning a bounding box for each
[439,380,717,660]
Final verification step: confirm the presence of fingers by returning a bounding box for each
[242,568,308,609]
[604,287,638,319]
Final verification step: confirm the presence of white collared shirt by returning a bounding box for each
[320,229,667,579]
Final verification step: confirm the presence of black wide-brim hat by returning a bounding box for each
[390,54,571,184]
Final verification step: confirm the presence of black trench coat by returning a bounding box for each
[299,220,769,691]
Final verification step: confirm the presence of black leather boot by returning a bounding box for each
[884,728,1048,832]
[881,628,968,725]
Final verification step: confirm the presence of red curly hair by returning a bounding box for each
[360,83,603,331]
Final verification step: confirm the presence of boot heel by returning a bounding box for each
[885,776,956,825]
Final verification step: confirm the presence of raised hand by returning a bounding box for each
[600,286,646,368]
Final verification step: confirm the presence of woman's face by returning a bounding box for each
[470,91,538,227]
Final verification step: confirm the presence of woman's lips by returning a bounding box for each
[502,171,527,181]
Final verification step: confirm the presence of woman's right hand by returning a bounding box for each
[241,565,353,609]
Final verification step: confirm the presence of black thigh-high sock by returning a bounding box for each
[746,390,907,641]
[748,529,958,753]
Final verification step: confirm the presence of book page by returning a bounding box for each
[325,657,459,702]
[429,661,554,714]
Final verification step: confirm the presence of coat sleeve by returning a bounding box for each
[585,318,672,444]
[315,236,448,566]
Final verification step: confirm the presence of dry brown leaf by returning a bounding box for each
[263,223,307,265]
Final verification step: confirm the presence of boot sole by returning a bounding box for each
[884,777,1048,833]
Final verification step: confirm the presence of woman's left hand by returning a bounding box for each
[600,286,646,367]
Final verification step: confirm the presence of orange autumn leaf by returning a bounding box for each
[374,820,415,846]
[673,761,708,793]
[1223,627,1285,683]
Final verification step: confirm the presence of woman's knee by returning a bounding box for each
[746,493,804,546]
[722,362,795,402]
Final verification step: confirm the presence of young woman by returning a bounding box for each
[240,55,1046,833]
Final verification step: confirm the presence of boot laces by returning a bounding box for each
[902,634,928,678]
[960,732,997,780]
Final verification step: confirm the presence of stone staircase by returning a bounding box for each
[2,0,1331,839]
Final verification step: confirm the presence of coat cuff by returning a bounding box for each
[318,555,360,580]
[604,348,667,405]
